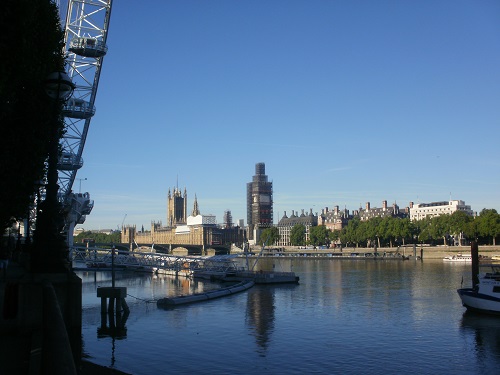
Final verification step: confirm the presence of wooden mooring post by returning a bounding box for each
[97,286,129,315]
[97,286,130,337]
[97,248,130,334]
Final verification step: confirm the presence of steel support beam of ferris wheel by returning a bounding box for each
[41,0,114,246]
[59,0,113,199]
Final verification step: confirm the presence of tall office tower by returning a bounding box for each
[246,162,273,241]
[167,186,187,227]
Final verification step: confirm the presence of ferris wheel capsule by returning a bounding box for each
[69,37,108,58]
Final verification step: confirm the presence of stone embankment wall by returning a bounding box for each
[253,245,500,260]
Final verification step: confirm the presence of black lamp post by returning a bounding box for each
[33,71,75,272]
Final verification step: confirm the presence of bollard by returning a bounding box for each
[471,241,479,288]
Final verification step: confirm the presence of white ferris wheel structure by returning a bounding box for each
[52,0,114,244]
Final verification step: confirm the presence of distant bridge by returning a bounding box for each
[70,246,236,274]
[77,243,231,256]
[71,247,201,274]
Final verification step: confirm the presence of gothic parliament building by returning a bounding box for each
[121,186,245,254]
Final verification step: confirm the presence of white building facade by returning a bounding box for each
[409,200,473,221]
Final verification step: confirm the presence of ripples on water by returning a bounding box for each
[78,259,500,374]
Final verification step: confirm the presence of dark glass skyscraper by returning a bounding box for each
[246,162,273,241]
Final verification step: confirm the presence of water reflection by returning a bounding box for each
[78,260,500,374]
[245,286,275,356]
[98,309,129,339]
[460,311,500,361]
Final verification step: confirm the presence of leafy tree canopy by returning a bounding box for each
[290,224,306,246]
[259,227,280,246]
[309,225,330,247]
[74,231,122,245]
[0,0,65,233]
[335,210,500,247]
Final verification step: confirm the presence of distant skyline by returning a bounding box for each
[67,0,500,231]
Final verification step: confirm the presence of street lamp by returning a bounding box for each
[77,177,87,193]
[33,71,75,272]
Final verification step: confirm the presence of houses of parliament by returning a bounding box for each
[121,186,245,254]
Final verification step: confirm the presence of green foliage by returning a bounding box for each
[290,224,306,246]
[448,211,471,246]
[329,229,341,244]
[335,210,500,247]
[259,227,280,246]
[342,217,360,247]
[0,0,65,232]
[74,231,122,245]
[475,209,500,245]
[309,225,330,247]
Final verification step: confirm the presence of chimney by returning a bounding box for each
[366,202,370,211]
[382,200,387,210]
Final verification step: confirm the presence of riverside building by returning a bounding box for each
[121,188,245,254]
[318,205,352,231]
[409,200,474,221]
[277,209,317,247]
[353,200,408,221]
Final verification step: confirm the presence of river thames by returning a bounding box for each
[77,258,500,374]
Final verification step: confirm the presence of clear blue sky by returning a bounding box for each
[71,0,500,231]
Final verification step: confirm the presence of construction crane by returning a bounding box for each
[121,214,127,230]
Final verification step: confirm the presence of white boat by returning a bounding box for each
[443,254,472,262]
[457,264,500,315]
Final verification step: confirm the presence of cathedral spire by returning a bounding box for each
[192,194,200,216]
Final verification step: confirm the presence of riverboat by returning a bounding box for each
[443,254,472,262]
[457,264,500,315]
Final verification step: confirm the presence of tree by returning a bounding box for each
[448,211,471,246]
[393,218,411,246]
[0,0,65,233]
[290,224,306,246]
[329,229,341,246]
[365,216,381,248]
[381,216,397,247]
[436,214,452,245]
[309,225,330,247]
[74,231,121,245]
[417,217,433,244]
[342,217,361,247]
[259,227,280,246]
[375,216,389,247]
[464,216,479,243]
[477,209,500,245]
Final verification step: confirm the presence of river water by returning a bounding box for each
[77,258,500,374]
